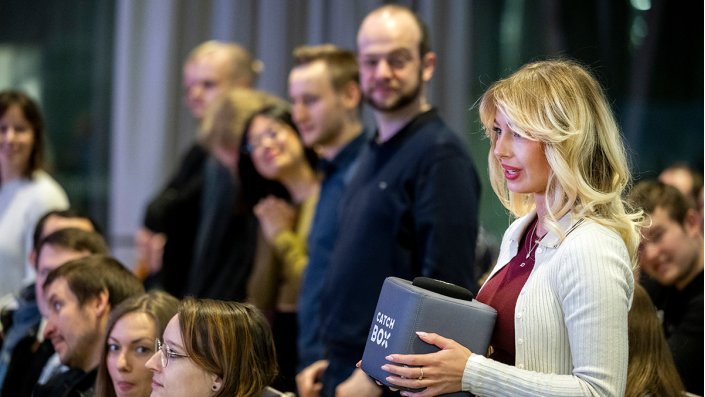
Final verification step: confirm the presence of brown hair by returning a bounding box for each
[625,284,684,397]
[32,209,99,250]
[293,44,359,91]
[36,228,109,267]
[629,180,695,225]
[43,255,145,308]
[0,90,46,179]
[94,291,180,397]
[178,298,277,397]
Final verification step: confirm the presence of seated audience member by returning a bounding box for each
[1,228,107,396]
[626,283,684,397]
[238,105,319,392]
[629,180,703,395]
[0,90,69,303]
[28,209,100,267]
[183,87,286,301]
[659,162,703,204]
[94,291,179,397]
[0,208,97,387]
[34,255,145,397]
[146,298,278,397]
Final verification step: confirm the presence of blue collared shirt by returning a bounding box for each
[297,131,367,369]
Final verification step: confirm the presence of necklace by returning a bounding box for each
[519,222,540,268]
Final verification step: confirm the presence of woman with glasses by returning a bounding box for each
[181,87,285,303]
[236,104,319,392]
[94,291,179,397]
[145,297,278,397]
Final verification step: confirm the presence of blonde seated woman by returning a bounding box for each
[146,298,281,397]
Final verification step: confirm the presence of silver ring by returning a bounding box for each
[418,367,424,381]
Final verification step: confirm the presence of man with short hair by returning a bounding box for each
[629,180,703,395]
[0,209,98,394]
[29,209,99,266]
[287,44,368,393]
[289,44,365,368]
[302,5,481,397]
[183,40,262,120]
[137,40,262,297]
[1,228,109,396]
[658,163,703,206]
[34,255,144,396]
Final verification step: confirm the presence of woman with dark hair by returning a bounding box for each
[238,104,319,392]
[94,291,179,397]
[145,298,278,397]
[0,90,68,298]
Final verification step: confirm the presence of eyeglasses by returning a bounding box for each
[243,127,288,154]
[155,338,190,368]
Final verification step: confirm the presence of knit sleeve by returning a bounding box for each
[463,223,633,396]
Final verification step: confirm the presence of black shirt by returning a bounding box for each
[320,109,481,363]
[657,271,703,395]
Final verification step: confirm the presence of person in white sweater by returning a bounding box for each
[0,90,68,300]
[376,59,642,396]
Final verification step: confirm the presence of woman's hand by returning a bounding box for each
[381,332,472,397]
[254,196,296,242]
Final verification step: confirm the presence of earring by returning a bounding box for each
[212,385,218,391]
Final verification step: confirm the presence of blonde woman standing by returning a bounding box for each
[379,59,642,396]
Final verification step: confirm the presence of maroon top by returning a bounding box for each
[476,217,540,365]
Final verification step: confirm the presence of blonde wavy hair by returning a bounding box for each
[479,59,642,265]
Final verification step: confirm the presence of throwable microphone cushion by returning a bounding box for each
[361,277,496,396]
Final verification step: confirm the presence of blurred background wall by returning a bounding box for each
[0,0,702,265]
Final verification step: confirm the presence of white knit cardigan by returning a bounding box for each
[463,211,634,396]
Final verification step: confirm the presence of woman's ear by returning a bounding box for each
[210,374,223,393]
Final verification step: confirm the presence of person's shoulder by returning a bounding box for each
[29,170,66,192]
[414,112,464,144]
[28,171,69,205]
[562,218,623,246]
[555,218,631,271]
